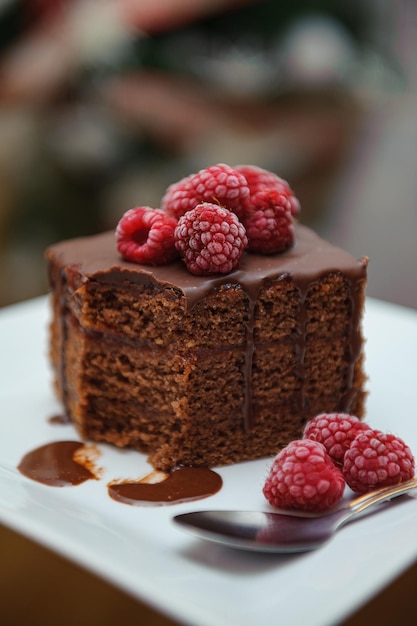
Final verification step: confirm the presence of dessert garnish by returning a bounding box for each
[264,413,416,512]
[161,162,250,219]
[116,162,300,273]
[242,188,294,253]
[115,205,178,265]
[262,439,346,513]
[343,428,415,493]
[174,202,247,275]
[234,163,300,216]
[303,412,369,468]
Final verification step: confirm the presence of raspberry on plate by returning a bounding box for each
[116,206,178,265]
[343,429,415,494]
[263,439,345,513]
[303,413,369,468]
[235,164,301,217]
[161,163,250,220]
[174,203,247,275]
[242,189,294,254]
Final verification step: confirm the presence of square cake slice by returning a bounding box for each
[45,223,368,470]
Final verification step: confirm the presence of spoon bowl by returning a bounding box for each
[173,477,417,553]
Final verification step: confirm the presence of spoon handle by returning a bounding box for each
[346,476,417,517]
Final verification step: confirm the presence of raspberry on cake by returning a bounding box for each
[161,163,250,220]
[45,163,368,471]
[235,164,300,217]
[174,203,247,275]
[242,189,294,254]
[116,206,178,265]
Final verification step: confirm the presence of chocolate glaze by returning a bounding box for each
[46,224,368,430]
[108,466,223,506]
[17,441,98,486]
[46,225,366,308]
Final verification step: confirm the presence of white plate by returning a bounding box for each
[0,296,416,626]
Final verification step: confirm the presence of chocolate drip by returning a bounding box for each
[242,297,256,430]
[294,278,310,411]
[340,273,365,412]
[58,269,69,419]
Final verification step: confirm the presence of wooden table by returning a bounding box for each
[1,524,416,626]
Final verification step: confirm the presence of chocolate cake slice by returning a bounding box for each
[45,224,368,470]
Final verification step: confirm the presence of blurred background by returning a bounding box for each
[0,0,416,309]
[1,3,417,626]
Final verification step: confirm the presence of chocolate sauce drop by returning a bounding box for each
[48,414,70,425]
[108,466,222,506]
[17,441,98,486]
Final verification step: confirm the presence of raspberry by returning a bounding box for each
[161,163,250,220]
[235,164,300,217]
[303,413,369,468]
[116,206,178,265]
[343,429,415,494]
[174,203,248,275]
[263,439,345,513]
[242,189,294,254]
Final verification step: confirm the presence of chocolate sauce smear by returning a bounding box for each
[17,441,99,486]
[17,439,221,503]
[108,466,222,506]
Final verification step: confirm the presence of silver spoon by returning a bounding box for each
[173,476,417,553]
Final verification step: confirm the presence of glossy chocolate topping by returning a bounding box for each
[46,224,367,310]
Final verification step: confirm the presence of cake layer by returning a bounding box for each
[74,394,366,470]
[65,324,363,412]
[61,272,357,349]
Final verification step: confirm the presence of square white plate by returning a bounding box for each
[0,296,416,626]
